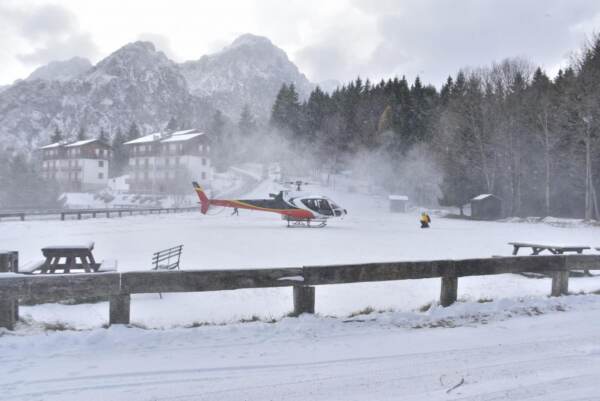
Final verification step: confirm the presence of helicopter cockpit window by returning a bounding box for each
[302,199,334,216]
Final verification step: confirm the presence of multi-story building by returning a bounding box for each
[124,129,212,194]
[40,139,112,192]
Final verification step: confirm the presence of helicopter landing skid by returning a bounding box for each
[285,218,327,228]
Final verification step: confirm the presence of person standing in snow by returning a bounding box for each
[420,212,431,228]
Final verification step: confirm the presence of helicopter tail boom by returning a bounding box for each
[192,181,210,214]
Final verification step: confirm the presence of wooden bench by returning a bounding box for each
[510,242,594,276]
[152,245,183,271]
[509,242,590,256]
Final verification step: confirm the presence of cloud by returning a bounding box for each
[17,32,98,64]
[295,0,600,86]
[138,33,177,60]
[18,4,76,40]
[0,2,98,69]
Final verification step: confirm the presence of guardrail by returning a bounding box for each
[0,206,198,222]
[1,254,599,330]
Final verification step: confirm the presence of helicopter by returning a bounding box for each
[192,182,347,227]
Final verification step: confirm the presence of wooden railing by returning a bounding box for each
[1,254,599,330]
[0,206,198,222]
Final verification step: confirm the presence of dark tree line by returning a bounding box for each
[269,37,600,219]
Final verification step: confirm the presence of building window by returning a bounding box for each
[98,172,104,179]
[99,160,104,167]
[201,172,206,180]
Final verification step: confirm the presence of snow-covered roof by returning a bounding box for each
[161,133,205,143]
[389,195,408,201]
[171,129,197,136]
[65,139,98,147]
[39,142,63,150]
[124,129,206,145]
[123,132,162,145]
[472,194,496,201]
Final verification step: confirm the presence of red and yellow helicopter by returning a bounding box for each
[193,181,347,227]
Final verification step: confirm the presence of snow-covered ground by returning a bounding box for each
[2,181,600,327]
[2,295,600,401]
[2,181,600,400]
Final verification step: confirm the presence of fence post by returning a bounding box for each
[551,271,569,296]
[293,285,315,315]
[109,293,131,325]
[440,277,458,307]
[0,251,19,330]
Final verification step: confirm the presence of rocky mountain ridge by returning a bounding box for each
[0,34,314,153]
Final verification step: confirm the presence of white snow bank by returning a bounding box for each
[3,294,600,401]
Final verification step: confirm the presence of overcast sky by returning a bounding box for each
[1,0,600,87]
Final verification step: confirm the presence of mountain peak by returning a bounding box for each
[180,34,313,120]
[228,34,274,50]
[121,41,157,53]
[90,40,172,79]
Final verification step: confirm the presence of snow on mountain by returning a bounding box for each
[26,57,92,82]
[0,34,314,152]
[180,34,313,120]
[0,42,214,152]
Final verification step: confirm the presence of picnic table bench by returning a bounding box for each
[509,242,590,256]
[20,242,117,274]
[152,245,183,271]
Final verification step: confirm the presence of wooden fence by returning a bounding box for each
[0,206,198,222]
[1,254,599,330]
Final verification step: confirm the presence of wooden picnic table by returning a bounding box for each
[39,242,100,273]
[509,242,590,256]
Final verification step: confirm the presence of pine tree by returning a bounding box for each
[126,122,141,142]
[377,105,393,134]
[50,127,63,143]
[166,117,178,132]
[99,128,108,143]
[238,105,257,136]
[110,128,127,177]
[77,127,86,141]
[270,84,301,137]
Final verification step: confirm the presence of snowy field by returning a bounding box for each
[2,182,600,327]
[2,184,600,400]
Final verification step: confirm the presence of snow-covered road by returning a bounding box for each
[2,295,600,401]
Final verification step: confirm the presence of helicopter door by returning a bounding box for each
[302,199,334,216]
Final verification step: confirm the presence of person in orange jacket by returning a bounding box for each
[420,212,431,228]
